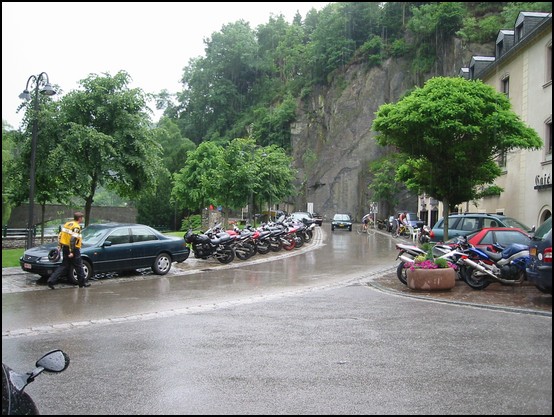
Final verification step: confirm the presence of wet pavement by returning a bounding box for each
[2,228,551,415]
[3,228,551,316]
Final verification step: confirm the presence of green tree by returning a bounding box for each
[177,21,259,143]
[136,117,196,229]
[367,153,404,218]
[4,92,75,240]
[56,71,163,225]
[2,120,17,226]
[171,141,223,213]
[216,138,296,223]
[372,76,542,240]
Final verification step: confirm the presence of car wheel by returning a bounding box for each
[69,260,92,285]
[535,285,552,295]
[153,253,172,275]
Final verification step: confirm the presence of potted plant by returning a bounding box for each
[405,251,457,290]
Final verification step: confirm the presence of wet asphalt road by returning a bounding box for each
[2,227,552,414]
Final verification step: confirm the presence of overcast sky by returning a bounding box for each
[2,2,330,129]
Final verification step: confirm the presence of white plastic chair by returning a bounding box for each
[407,225,418,242]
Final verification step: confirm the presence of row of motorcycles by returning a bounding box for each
[184,215,316,264]
[395,235,530,290]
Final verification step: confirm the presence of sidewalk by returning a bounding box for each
[371,270,552,315]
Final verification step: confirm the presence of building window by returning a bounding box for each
[501,75,510,98]
[547,42,552,84]
[497,40,504,57]
[546,119,552,159]
[497,151,507,168]
[516,23,523,42]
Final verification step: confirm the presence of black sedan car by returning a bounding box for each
[20,223,190,284]
[331,214,352,232]
[526,217,552,294]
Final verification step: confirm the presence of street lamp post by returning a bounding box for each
[19,72,56,249]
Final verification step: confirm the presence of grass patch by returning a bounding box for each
[2,248,24,268]
[164,231,185,237]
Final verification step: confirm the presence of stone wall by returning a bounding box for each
[290,37,494,223]
[6,204,137,228]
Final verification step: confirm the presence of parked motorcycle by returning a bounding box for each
[2,350,70,415]
[213,224,257,261]
[418,225,431,244]
[458,243,530,290]
[185,227,236,264]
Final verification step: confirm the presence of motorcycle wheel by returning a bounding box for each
[256,240,271,254]
[295,234,305,248]
[303,230,313,243]
[235,243,255,261]
[216,248,235,264]
[460,266,491,290]
[418,235,430,244]
[282,236,296,251]
[269,237,283,252]
[396,262,408,286]
[512,271,526,285]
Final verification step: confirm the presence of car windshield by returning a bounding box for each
[532,217,552,239]
[333,214,350,221]
[444,230,479,244]
[81,225,111,246]
[502,217,531,231]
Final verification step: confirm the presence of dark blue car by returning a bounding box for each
[20,223,190,284]
[526,217,552,294]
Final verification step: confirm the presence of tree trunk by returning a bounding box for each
[442,198,449,242]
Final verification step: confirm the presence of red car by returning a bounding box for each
[443,227,530,250]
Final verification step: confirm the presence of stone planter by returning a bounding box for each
[407,268,456,291]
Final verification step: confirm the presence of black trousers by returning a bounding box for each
[47,246,86,286]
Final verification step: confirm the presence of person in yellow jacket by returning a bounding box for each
[47,212,90,289]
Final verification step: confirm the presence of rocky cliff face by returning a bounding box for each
[290,38,493,222]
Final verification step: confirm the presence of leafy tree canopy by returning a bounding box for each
[55,71,163,225]
[373,76,542,237]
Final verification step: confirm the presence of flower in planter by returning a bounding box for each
[406,253,457,270]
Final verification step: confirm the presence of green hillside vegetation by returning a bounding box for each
[3,2,551,231]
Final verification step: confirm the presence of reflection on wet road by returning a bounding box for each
[2,228,398,336]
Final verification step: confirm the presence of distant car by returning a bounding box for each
[331,214,352,232]
[526,217,552,294]
[443,227,531,250]
[19,223,190,284]
[290,211,316,226]
[311,212,323,226]
[430,213,532,242]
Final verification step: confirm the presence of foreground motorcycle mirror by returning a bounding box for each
[10,350,70,392]
[36,350,70,373]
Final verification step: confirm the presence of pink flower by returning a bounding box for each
[405,260,457,270]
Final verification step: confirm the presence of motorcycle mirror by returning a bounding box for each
[36,350,70,373]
